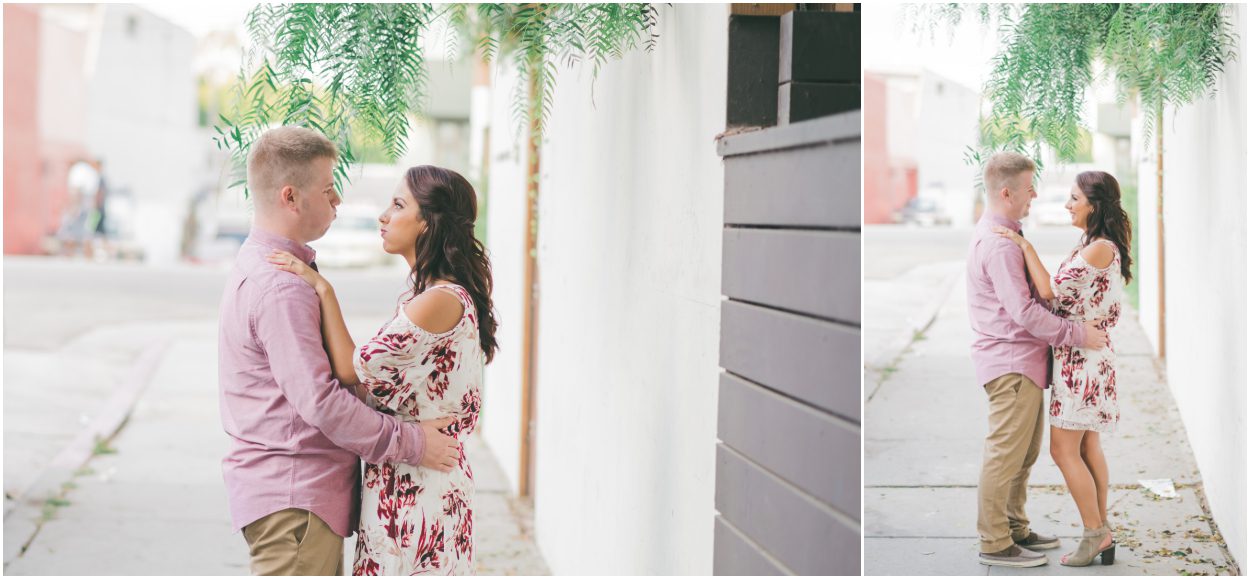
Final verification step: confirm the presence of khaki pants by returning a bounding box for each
[243,508,343,576]
[977,373,1044,553]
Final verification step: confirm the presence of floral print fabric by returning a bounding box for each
[351,284,484,575]
[1049,240,1123,433]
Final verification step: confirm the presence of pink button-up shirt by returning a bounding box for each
[966,213,1086,390]
[219,227,425,538]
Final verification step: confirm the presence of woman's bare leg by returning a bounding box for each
[1080,431,1110,528]
[1050,426,1111,562]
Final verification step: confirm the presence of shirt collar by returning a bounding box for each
[247,226,317,265]
[982,211,1022,233]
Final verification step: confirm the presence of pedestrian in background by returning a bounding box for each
[58,157,101,258]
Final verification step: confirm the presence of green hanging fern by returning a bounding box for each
[914,3,1237,169]
[214,3,659,198]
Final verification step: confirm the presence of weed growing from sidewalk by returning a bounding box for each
[40,497,71,522]
[887,328,931,381]
[868,326,931,401]
[92,436,117,456]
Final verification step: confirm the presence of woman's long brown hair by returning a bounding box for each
[1076,170,1134,284]
[402,165,499,362]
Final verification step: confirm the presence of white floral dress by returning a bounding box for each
[351,284,484,576]
[1048,239,1123,433]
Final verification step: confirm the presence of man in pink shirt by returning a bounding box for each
[966,152,1108,568]
[218,127,460,575]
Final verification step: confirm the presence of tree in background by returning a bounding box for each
[214,6,659,484]
[213,3,658,194]
[920,3,1238,356]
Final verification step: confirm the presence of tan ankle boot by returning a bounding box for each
[1060,525,1115,567]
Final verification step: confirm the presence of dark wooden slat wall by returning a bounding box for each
[713,109,861,576]
[720,301,859,420]
[722,228,859,323]
[713,517,789,575]
[723,139,860,228]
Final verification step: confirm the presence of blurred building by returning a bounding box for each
[4,4,197,262]
[863,73,891,223]
[863,68,978,226]
[3,5,45,255]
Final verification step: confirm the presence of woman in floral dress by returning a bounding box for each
[269,165,498,575]
[993,170,1132,567]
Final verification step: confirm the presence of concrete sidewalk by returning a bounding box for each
[4,321,549,575]
[864,266,1238,576]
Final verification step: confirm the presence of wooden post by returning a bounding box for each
[519,55,541,498]
[1155,105,1166,359]
[471,38,492,437]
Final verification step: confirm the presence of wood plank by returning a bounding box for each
[715,444,860,575]
[731,3,796,16]
[713,516,790,575]
[808,3,857,11]
[719,300,859,419]
[722,229,859,323]
[724,139,858,228]
[718,109,859,157]
[718,372,860,512]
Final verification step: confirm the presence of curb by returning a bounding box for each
[867,270,960,372]
[864,270,959,403]
[3,340,171,565]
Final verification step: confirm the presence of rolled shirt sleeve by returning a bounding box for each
[983,243,1086,348]
[254,280,426,466]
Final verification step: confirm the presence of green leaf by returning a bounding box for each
[214,3,662,199]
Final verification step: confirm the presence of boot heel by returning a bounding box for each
[1100,544,1116,565]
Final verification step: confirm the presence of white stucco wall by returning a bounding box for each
[480,62,530,496]
[482,4,729,574]
[1135,3,1246,567]
[530,5,728,573]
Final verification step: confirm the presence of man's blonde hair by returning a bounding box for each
[246,126,338,202]
[983,152,1035,198]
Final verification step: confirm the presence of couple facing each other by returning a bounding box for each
[218,126,498,575]
[968,152,1133,568]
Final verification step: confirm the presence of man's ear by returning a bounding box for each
[279,185,298,212]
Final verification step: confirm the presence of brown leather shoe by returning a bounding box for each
[979,544,1048,568]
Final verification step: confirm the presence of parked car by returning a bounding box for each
[310,204,395,268]
[895,197,951,226]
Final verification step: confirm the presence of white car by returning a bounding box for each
[895,196,951,227]
[310,204,395,268]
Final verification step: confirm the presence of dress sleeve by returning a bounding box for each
[984,242,1086,348]
[254,281,426,466]
[356,325,444,418]
[1051,256,1099,321]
